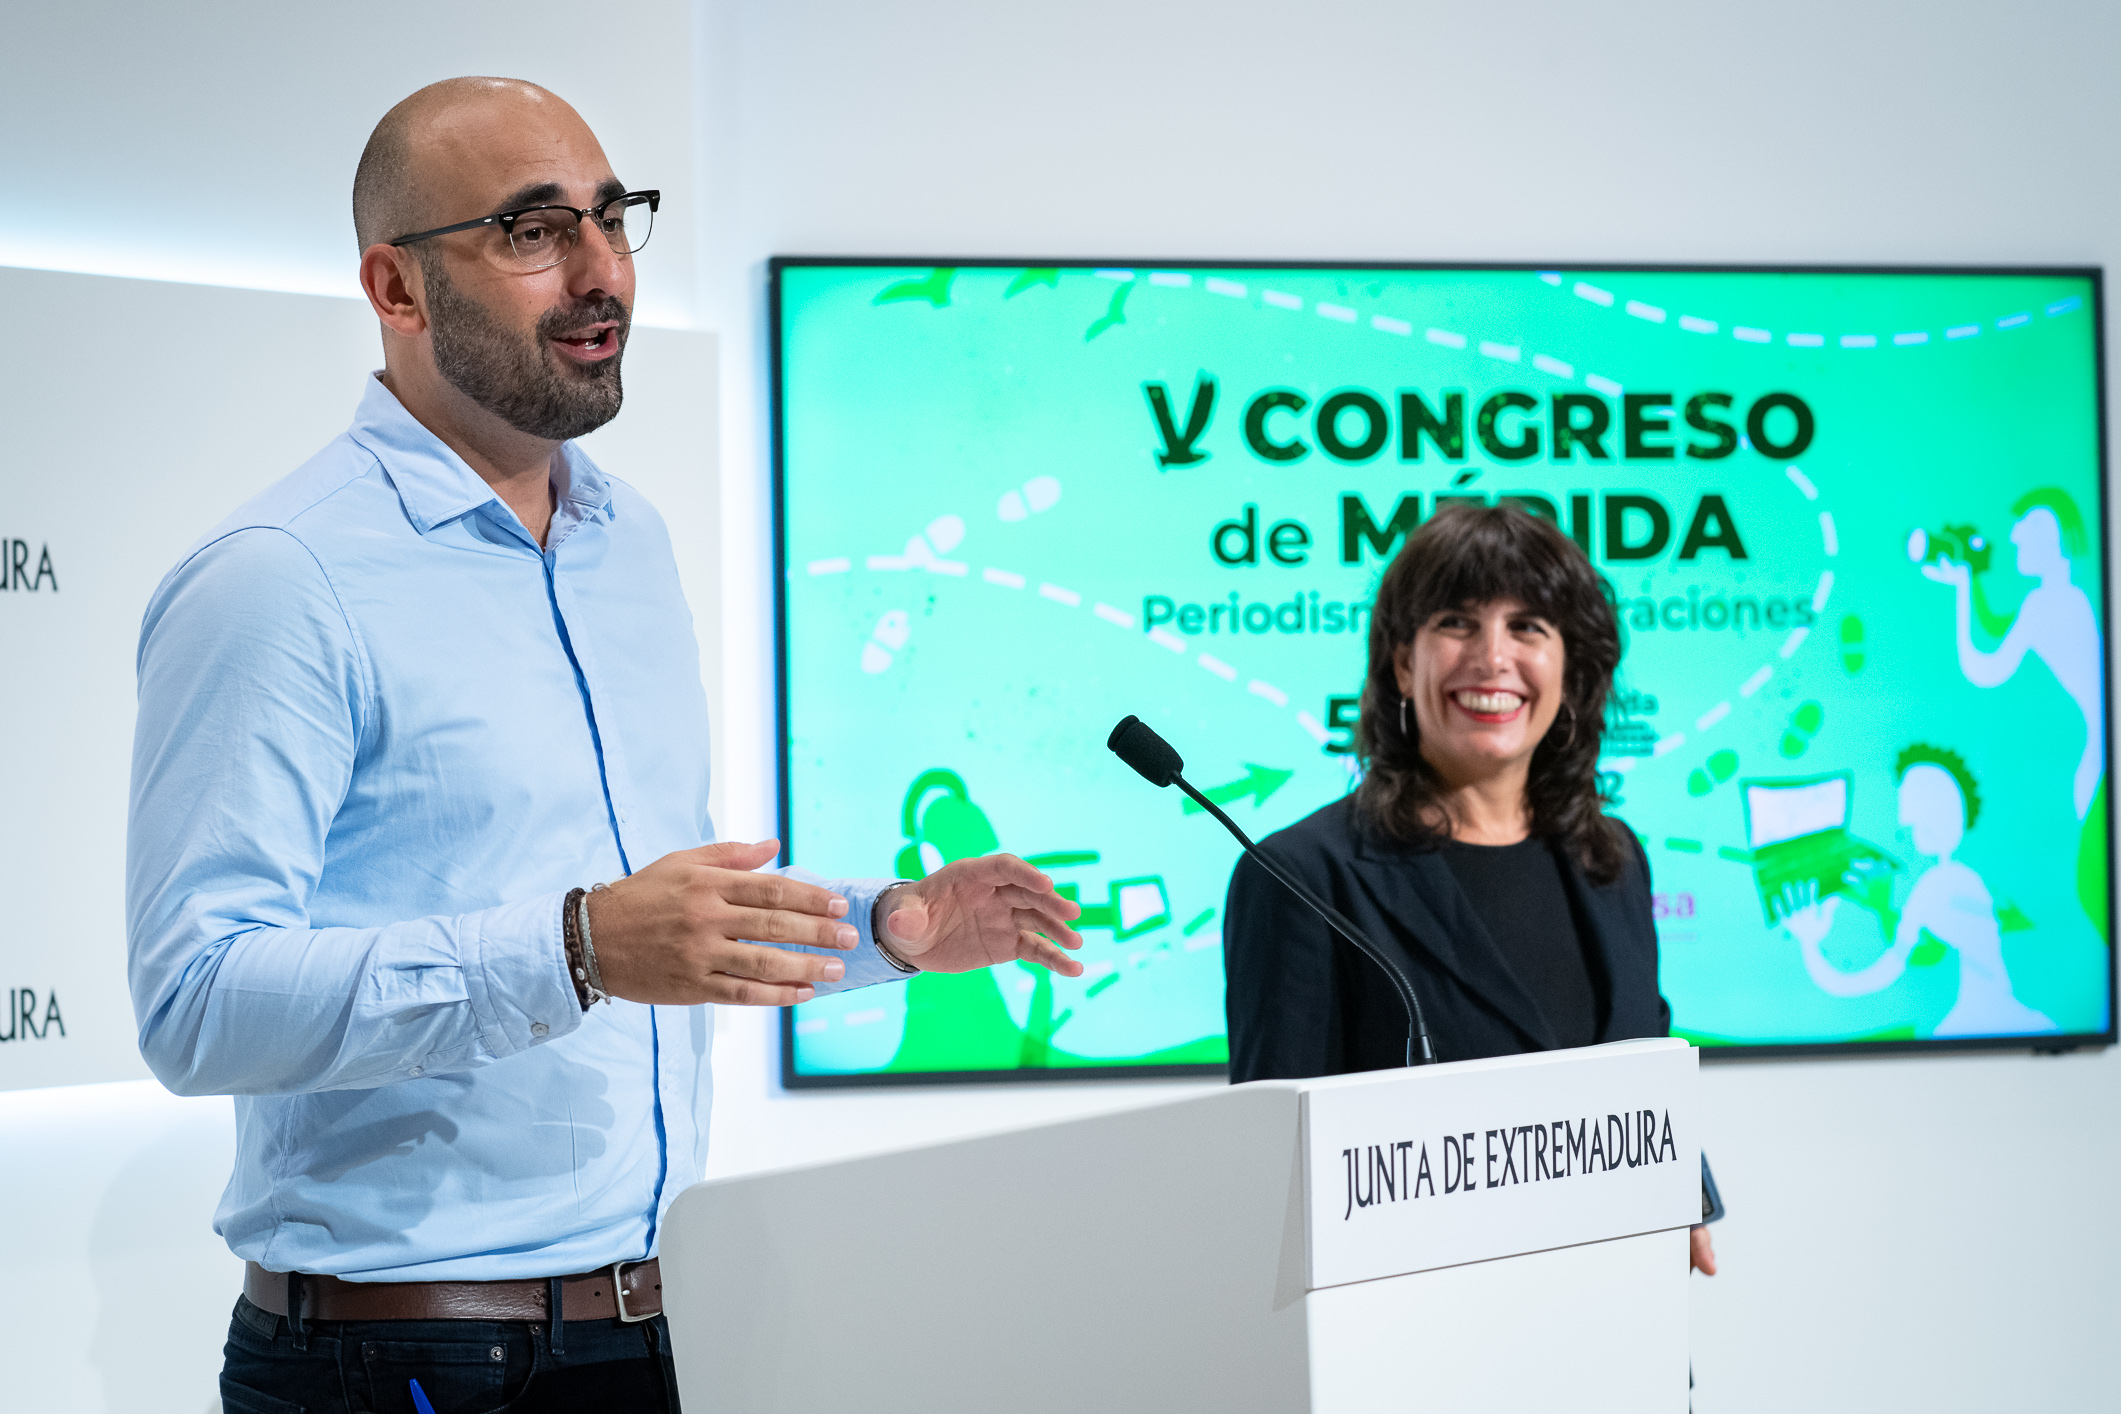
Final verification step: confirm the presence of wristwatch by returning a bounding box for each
[872,882,920,973]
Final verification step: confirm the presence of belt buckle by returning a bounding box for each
[611,1261,652,1324]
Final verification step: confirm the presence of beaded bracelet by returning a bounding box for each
[562,888,592,1011]
[578,882,612,1003]
[561,886,611,1010]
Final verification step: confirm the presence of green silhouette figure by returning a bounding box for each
[887,771,1174,1070]
[895,770,998,879]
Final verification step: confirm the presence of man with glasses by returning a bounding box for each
[127,76,1085,1413]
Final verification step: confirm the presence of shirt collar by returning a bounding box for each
[348,373,613,538]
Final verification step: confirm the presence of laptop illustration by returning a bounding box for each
[1739,771,1902,925]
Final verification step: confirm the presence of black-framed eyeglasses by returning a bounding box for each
[390,190,659,272]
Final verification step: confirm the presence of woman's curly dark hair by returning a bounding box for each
[1355,502,1630,883]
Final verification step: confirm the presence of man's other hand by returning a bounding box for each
[587,840,856,1006]
[881,855,1086,977]
[1690,1224,1718,1276]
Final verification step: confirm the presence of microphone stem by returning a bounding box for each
[1175,776,1437,1066]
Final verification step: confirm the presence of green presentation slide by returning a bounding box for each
[774,260,2112,1082]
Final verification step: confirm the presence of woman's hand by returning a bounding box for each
[1690,1224,1718,1275]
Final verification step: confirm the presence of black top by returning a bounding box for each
[1438,837,1603,1050]
[1222,795,1670,1080]
[1221,797,1719,1222]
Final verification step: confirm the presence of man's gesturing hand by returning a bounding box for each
[585,840,857,1006]
[879,855,1087,977]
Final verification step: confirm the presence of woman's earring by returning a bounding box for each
[1556,702,1578,750]
[1399,695,1409,738]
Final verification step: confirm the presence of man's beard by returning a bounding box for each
[424,258,628,442]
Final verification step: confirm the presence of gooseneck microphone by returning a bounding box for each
[1106,715,1437,1067]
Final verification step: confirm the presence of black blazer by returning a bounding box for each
[1223,794,1671,1082]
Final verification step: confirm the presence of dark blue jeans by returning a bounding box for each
[220,1295,680,1413]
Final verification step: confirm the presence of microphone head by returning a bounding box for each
[1108,715,1184,788]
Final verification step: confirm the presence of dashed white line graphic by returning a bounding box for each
[819,264,2085,783]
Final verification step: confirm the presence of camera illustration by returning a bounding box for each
[1905,523,1990,575]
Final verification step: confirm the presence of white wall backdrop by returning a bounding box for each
[693,4,2121,1412]
[2,0,2117,1410]
[0,0,700,325]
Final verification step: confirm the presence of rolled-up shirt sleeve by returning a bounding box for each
[766,870,911,994]
[127,528,583,1097]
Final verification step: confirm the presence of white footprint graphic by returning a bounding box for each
[894,514,969,569]
[998,475,1062,523]
[925,514,965,553]
[860,609,911,674]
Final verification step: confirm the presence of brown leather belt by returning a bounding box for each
[244,1258,662,1323]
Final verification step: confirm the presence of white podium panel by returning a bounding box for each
[1303,1039,1699,1287]
[1306,1227,1690,1411]
[661,1039,1700,1412]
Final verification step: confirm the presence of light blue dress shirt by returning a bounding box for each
[127,374,904,1281]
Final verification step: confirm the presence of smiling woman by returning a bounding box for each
[1219,503,1720,1272]
[1362,503,1625,873]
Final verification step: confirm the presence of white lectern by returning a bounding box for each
[662,1037,1699,1412]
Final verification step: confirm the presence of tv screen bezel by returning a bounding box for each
[769,255,2114,1088]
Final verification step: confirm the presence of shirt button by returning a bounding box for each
[408,1066,423,1077]
[530,1022,549,1037]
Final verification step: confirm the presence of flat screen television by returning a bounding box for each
[772,258,2112,1086]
